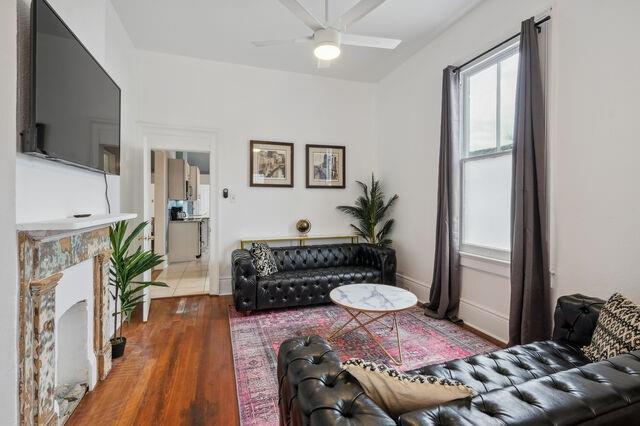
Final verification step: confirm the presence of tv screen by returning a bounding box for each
[26,0,121,174]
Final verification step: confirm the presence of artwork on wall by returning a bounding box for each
[250,140,294,187]
[306,144,346,188]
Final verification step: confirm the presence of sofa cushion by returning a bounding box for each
[342,358,476,417]
[270,244,360,272]
[250,242,278,277]
[582,293,640,362]
[398,350,640,426]
[256,267,381,309]
[409,340,590,393]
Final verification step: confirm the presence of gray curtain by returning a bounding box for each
[426,66,461,322]
[509,18,551,345]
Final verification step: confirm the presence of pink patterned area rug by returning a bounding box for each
[228,304,498,426]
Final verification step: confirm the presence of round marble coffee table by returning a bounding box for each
[328,284,418,365]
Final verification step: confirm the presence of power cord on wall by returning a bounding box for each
[104,172,111,214]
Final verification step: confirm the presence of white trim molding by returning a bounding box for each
[395,272,509,343]
[460,251,510,278]
[396,273,430,303]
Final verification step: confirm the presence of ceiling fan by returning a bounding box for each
[253,0,401,68]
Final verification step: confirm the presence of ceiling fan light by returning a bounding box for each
[314,43,341,61]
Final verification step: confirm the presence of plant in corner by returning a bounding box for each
[337,174,399,247]
[109,220,167,358]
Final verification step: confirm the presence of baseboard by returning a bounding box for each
[460,323,507,348]
[458,298,509,343]
[396,273,429,303]
[396,272,509,343]
[219,276,232,296]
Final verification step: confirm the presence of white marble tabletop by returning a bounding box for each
[330,284,418,312]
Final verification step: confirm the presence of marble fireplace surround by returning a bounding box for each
[17,214,135,425]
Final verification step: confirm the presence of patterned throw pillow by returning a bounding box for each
[250,243,278,277]
[341,359,477,417]
[582,293,640,362]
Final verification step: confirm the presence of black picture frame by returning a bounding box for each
[305,144,346,189]
[249,140,294,187]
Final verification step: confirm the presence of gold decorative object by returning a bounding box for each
[296,218,311,235]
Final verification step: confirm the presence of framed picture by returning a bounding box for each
[249,140,294,187]
[306,144,346,188]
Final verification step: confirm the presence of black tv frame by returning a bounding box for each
[24,0,122,175]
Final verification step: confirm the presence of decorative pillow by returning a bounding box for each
[341,359,477,417]
[250,243,278,277]
[582,293,640,362]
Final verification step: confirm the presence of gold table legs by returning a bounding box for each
[328,307,404,365]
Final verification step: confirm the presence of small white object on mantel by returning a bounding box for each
[17,213,137,232]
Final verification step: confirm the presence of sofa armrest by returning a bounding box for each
[231,249,257,311]
[552,294,605,349]
[278,335,396,426]
[398,350,640,426]
[358,244,397,285]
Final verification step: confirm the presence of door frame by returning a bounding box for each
[139,122,221,320]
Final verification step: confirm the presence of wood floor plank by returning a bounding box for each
[68,295,240,426]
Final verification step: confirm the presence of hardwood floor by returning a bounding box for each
[69,295,239,426]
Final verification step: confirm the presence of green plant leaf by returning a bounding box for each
[336,174,398,247]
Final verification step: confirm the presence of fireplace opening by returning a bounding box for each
[55,300,91,422]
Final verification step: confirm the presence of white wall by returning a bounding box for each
[135,51,378,294]
[0,0,18,421]
[8,2,136,420]
[377,0,640,342]
[15,0,123,223]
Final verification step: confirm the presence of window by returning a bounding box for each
[460,43,519,260]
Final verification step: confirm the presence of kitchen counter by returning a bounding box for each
[170,216,209,223]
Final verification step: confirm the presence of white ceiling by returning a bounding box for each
[111,0,483,82]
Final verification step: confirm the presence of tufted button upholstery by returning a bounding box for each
[277,295,640,425]
[231,249,257,311]
[552,293,604,349]
[409,340,590,393]
[232,243,396,312]
[278,336,396,426]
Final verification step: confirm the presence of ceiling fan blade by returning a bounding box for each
[341,33,401,49]
[338,0,386,29]
[278,0,325,32]
[252,37,312,47]
[317,59,332,69]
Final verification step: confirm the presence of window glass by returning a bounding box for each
[500,53,519,148]
[462,154,512,252]
[468,64,497,153]
[461,45,519,258]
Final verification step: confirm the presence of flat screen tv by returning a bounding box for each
[24,0,121,175]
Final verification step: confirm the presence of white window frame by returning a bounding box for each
[459,40,520,261]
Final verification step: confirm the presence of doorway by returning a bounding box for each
[150,150,211,298]
[140,124,219,319]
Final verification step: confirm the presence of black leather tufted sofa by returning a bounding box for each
[231,243,396,312]
[278,294,640,425]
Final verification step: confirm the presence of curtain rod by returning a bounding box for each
[453,15,551,73]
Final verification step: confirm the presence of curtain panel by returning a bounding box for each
[509,17,551,345]
[426,66,462,322]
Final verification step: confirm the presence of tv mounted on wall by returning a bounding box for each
[23,0,121,175]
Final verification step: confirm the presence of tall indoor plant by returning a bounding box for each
[337,174,399,247]
[109,220,167,358]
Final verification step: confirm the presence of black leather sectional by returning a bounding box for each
[231,243,396,312]
[278,294,640,425]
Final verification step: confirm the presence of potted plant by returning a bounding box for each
[337,174,399,247]
[109,220,167,358]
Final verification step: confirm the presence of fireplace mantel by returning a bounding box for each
[17,213,136,232]
[18,213,136,425]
